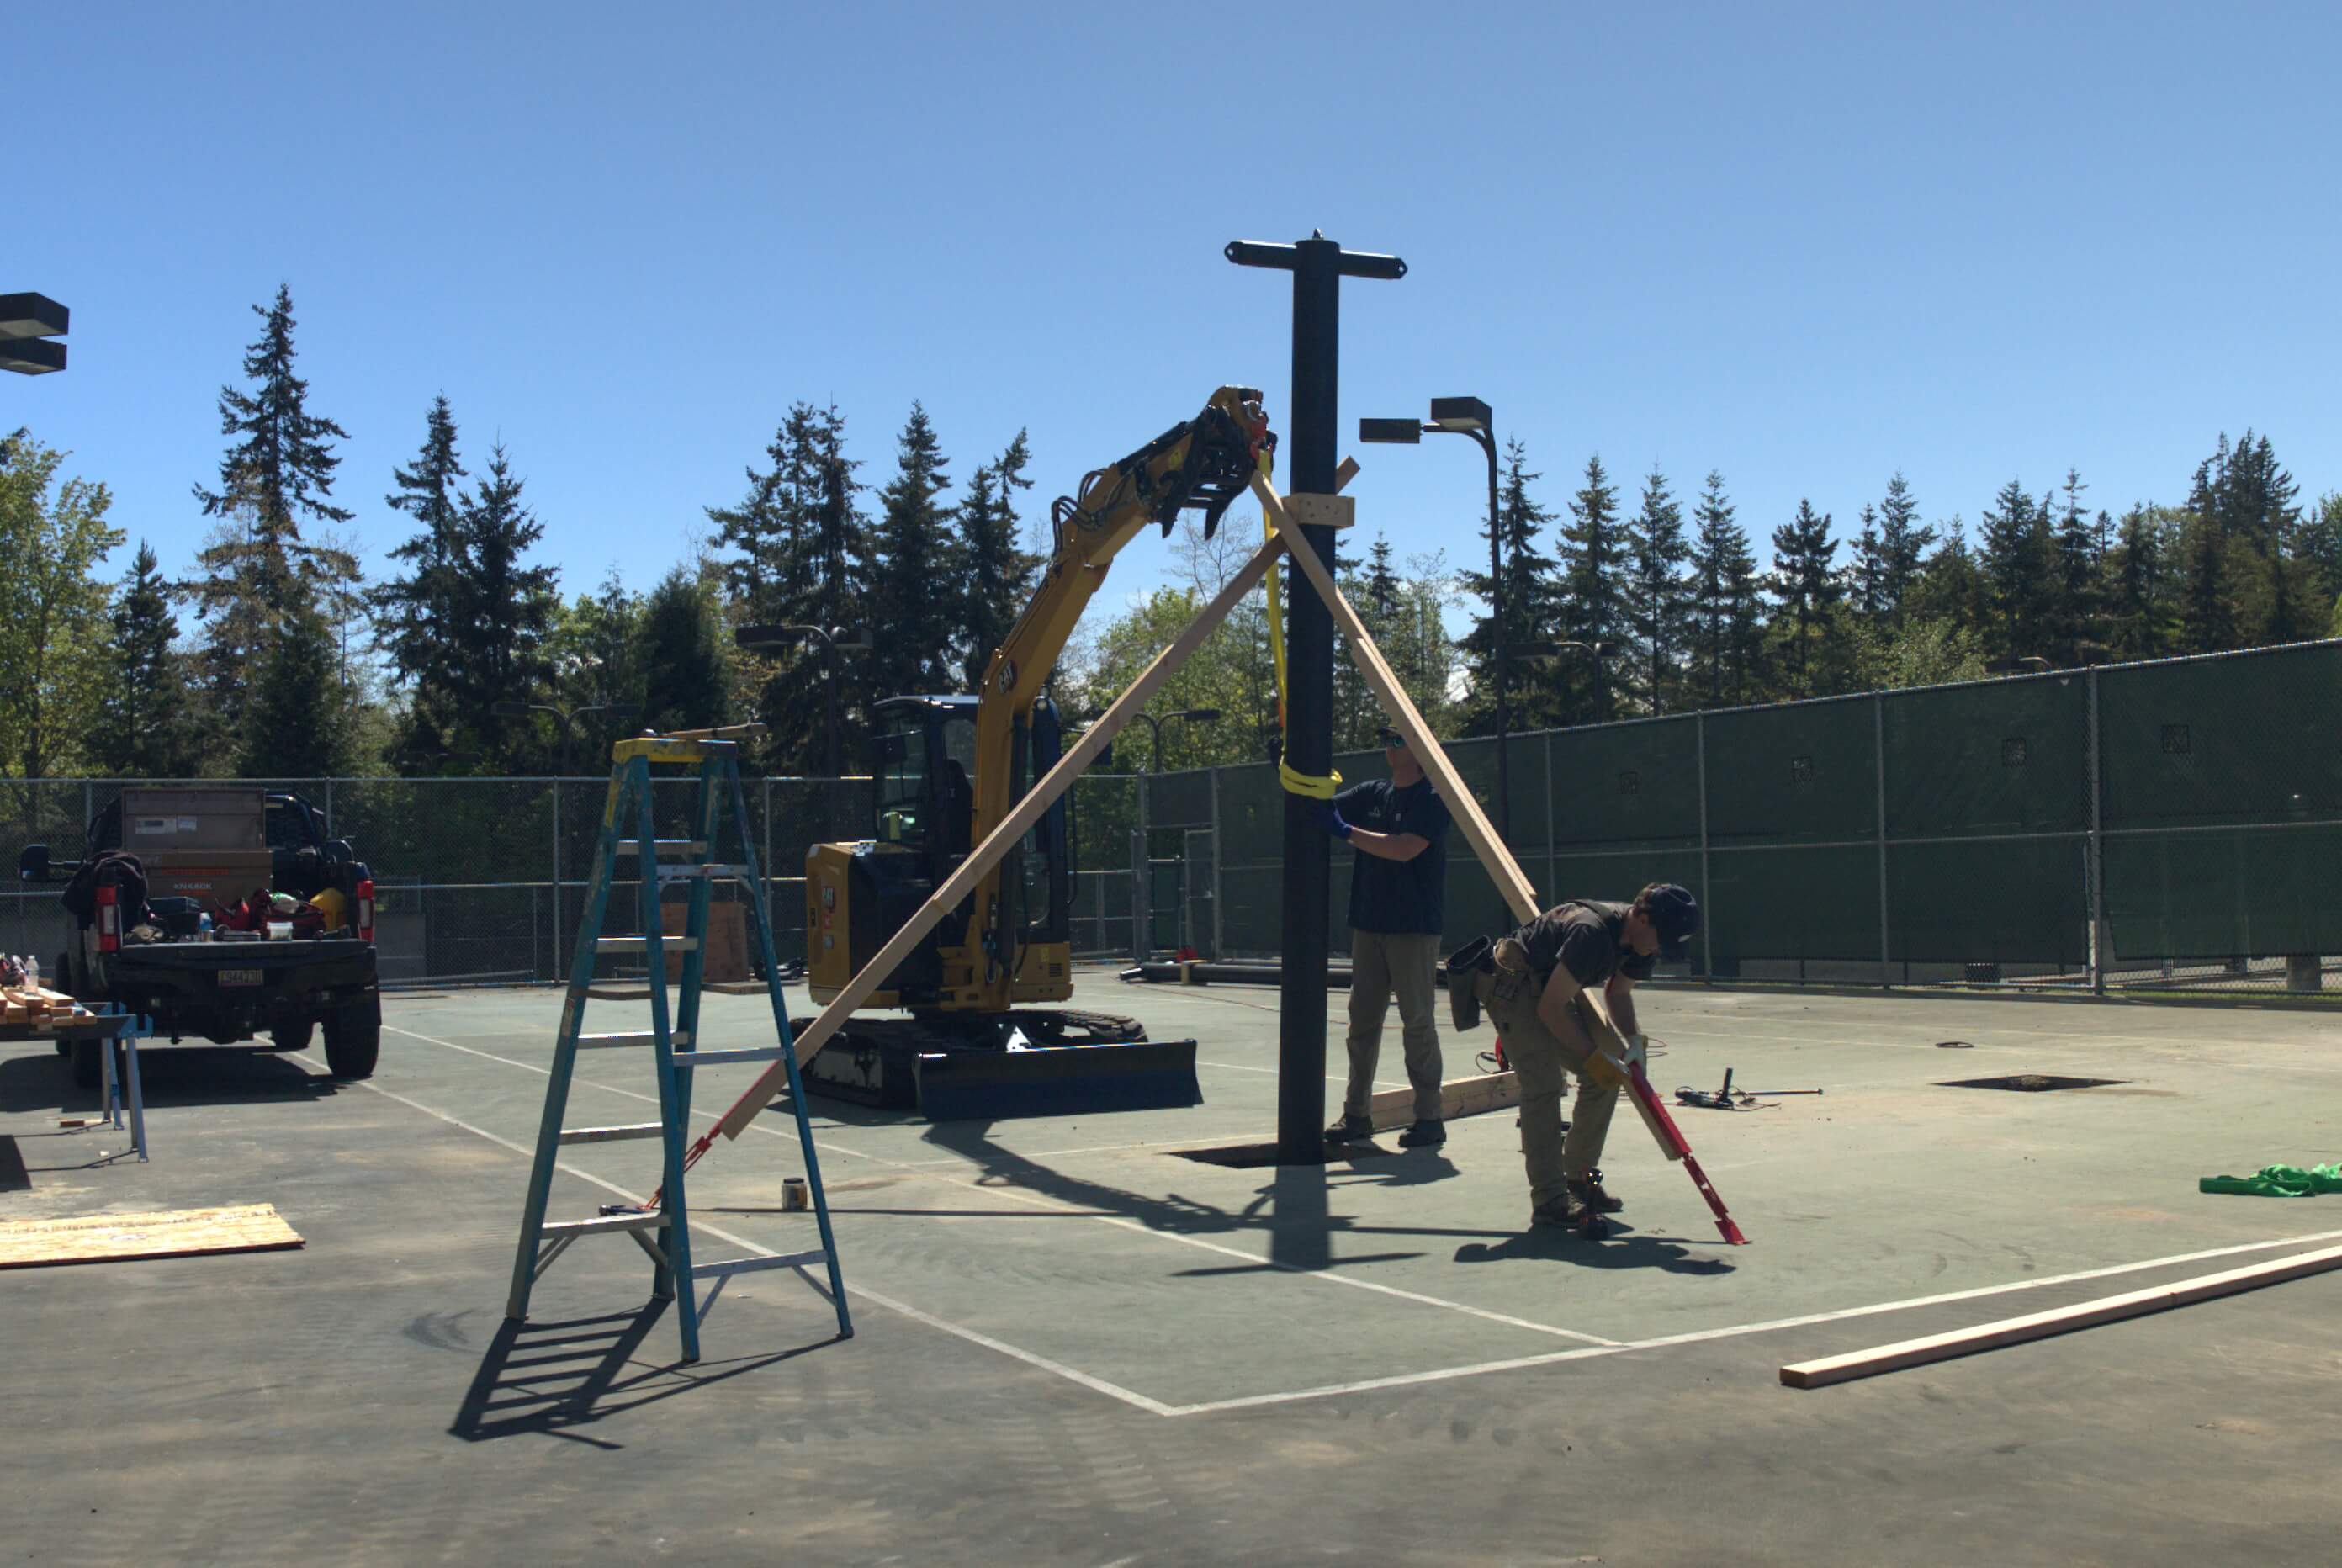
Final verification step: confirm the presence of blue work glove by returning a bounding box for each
[1313,801,1353,840]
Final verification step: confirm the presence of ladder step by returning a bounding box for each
[540,1210,667,1237]
[575,1030,691,1050]
[596,935,699,953]
[615,840,709,857]
[691,1248,827,1280]
[674,1045,795,1067]
[557,1122,667,1144]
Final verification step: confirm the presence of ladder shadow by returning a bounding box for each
[450,1302,844,1446]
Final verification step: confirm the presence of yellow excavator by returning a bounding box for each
[741,386,1274,1118]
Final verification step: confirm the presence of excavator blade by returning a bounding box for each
[912,1038,1203,1123]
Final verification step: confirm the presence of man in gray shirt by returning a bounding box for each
[1471,884,1699,1235]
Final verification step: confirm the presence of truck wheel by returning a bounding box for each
[273,1018,316,1052]
[323,1000,381,1079]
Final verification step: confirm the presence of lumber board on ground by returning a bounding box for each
[1779,1242,2342,1388]
[1367,1070,1520,1132]
[0,1203,305,1270]
[709,536,1289,1142]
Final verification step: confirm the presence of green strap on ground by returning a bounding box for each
[2198,1163,2342,1198]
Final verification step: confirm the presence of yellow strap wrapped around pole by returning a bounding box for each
[1258,450,1341,800]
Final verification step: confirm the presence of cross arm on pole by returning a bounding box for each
[1225,239,1408,280]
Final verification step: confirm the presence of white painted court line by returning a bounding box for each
[352,1075,1181,1417]
[384,1021,1620,1348]
[1160,1225,2342,1415]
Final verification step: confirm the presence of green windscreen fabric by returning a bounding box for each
[1888,839,2087,964]
[1547,716,1702,850]
[1702,697,1878,844]
[2098,644,2342,960]
[1704,845,1880,963]
[1147,768,1214,829]
[1884,676,2088,834]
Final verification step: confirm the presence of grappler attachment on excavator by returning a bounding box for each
[755,387,1275,1120]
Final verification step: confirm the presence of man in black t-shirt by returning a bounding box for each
[1314,726,1453,1147]
[1470,883,1699,1234]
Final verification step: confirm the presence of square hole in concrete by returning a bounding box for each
[1940,1074,2127,1093]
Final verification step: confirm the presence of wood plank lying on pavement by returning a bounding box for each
[0,1203,305,1270]
[1779,1242,2342,1388]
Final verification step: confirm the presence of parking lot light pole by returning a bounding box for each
[1133,707,1223,773]
[1361,396,1507,834]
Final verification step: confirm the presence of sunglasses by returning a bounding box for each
[1380,733,1407,749]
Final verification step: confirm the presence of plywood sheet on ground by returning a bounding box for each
[0,1203,304,1270]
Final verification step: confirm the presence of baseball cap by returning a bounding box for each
[1642,883,1700,962]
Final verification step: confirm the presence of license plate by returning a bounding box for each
[219,969,264,987]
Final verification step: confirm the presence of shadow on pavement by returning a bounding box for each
[0,1046,342,1115]
[450,1301,844,1446]
[1452,1221,1738,1278]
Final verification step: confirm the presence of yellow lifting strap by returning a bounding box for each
[1258,450,1341,802]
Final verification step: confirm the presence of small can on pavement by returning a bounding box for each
[782,1176,810,1211]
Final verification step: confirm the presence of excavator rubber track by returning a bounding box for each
[799,1009,1198,1122]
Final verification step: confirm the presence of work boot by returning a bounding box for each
[1324,1112,1372,1144]
[1397,1119,1445,1148]
[1567,1169,1624,1214]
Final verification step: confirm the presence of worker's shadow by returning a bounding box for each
[1452,1221,1736,1278]
[449,1302,840,1447]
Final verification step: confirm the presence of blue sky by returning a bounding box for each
[14,2,2340,623]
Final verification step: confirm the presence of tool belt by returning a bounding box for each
[1445,935,1495,1031]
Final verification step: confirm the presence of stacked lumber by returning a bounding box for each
[2,985,87,1030]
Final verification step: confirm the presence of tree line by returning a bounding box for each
[5,283,2339,789]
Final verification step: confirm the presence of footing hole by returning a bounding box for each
[1939,1074,2126,1093]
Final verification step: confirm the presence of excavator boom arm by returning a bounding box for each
[959,387,1273,988]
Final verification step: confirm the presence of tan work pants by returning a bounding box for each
[1343,930,1445,1124]
[1475,937,1620,1210]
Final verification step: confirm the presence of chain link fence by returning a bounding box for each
[7,641,2333,998]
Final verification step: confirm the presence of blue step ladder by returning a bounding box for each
[503,728,850,1362]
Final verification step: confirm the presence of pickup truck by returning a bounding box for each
[20,787,382,1086]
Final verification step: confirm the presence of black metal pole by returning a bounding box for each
[1227,232,1405,1164]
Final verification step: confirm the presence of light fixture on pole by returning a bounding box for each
[1132,707,1223,773]
[0,293,68,375]
[1360,395,1509,833]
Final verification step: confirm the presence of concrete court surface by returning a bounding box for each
[3,967,2339,1564]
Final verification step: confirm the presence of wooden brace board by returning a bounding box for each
[1368,1070,1520,1133]
[1779,1242,2342,1388]
[0,1203,304,1270]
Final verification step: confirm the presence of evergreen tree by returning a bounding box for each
[1977,479,2055,659]
[183,286,360,752]
[1686,472,1759,705]
[1875,471,1934,617]
[91,543,196,777]
[2176,463,2237,654]
[1905,516,1990,633]
[1767,498,1841,697]
[956,427,1040,690]
[2104,504,2176,659]
[707,403,821,625]
[240,597,349,776]
[2052,468,2101,658]
[1457,438,1559,734]
[547,571,647,769]
[867,402,959,699]
[1552,453,1628,723]
[371,396,469,755]
[457,442,561,746]
[1622,464,1690,714]
[636,568,730,734]
[2302,492,2342,612]
[1849,505,1886,619]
